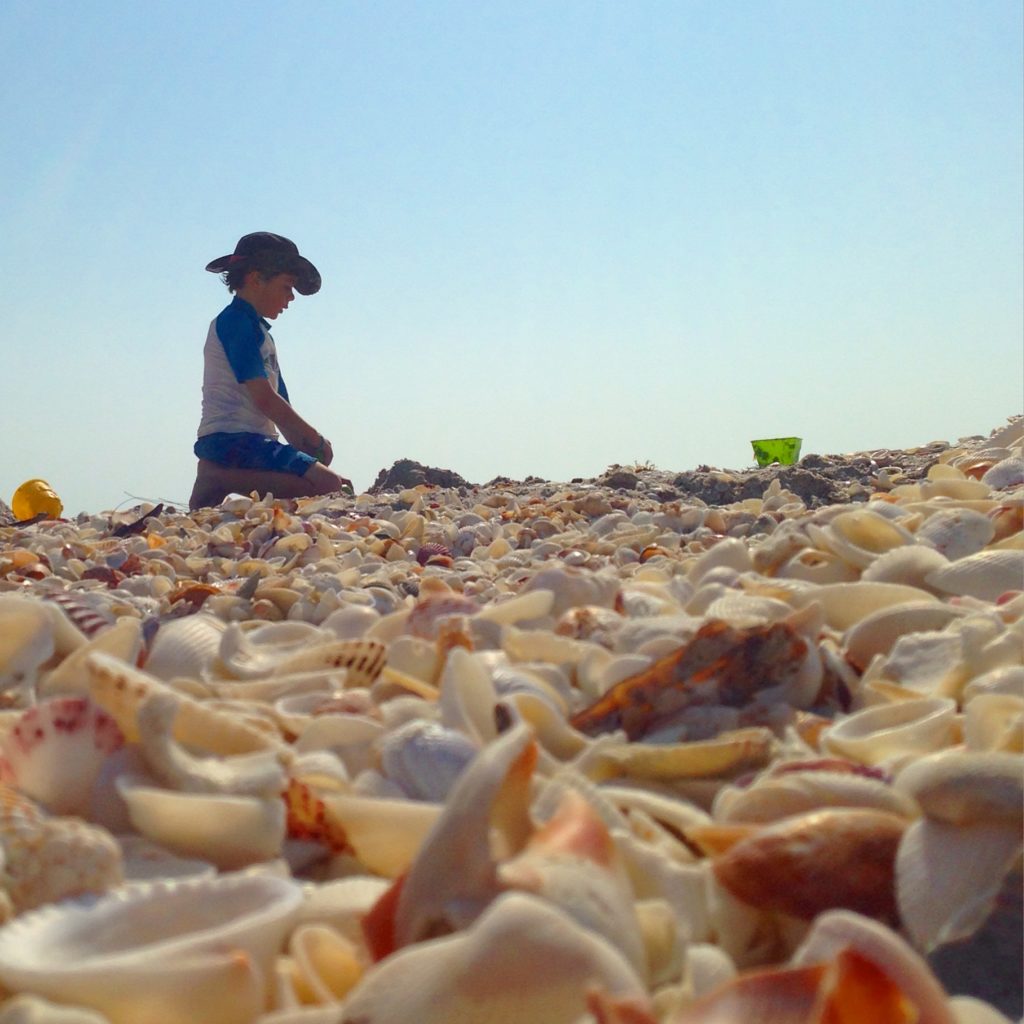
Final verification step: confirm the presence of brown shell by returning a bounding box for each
[712,808,905,922]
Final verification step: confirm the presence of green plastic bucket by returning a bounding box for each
[751,437,802,467]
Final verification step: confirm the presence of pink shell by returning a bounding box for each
[43,592,114,638]
[416,543,453,566]
[0,697,125,816]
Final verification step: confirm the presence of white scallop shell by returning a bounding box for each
[915,508,996,560]
[925,549,1024,602]
[0,873,302,1024]
[143,614,227,681]
[981,455,1024,490]
[896,817,1022,952]
[860,544,950,589]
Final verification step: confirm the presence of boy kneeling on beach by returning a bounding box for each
[189,232,352,510]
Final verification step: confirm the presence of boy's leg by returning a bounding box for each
[189,459,348,510]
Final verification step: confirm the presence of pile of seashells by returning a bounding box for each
[0,418,1020,1024]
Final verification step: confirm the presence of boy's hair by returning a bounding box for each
[222,250,302,293]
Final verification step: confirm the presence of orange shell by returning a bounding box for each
[712,809,905,922]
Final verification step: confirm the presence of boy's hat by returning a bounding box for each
[205,232,321,295]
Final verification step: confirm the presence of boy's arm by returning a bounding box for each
[243,378,333,464]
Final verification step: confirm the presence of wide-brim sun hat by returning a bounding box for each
[205,232,321,295]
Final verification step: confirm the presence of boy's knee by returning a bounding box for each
[306,464,346,495]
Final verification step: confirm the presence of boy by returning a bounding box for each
[188,232,352,510]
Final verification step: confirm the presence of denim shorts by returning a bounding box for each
[194,432,316,477]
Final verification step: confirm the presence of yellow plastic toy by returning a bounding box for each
[11,479,64,521]
[751,437,802,467]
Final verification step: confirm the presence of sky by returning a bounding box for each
[1,1,1021,516]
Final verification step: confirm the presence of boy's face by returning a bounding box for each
[246,272,298,320]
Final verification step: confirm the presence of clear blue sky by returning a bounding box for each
[2,1,1021,515]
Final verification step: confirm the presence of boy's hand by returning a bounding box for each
[313,435,334,466]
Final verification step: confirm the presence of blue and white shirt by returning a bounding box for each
[196,297,290,438]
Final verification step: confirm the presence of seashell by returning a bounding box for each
[570,619,818,741]
[0,995,111,1023]
[861,544,951,590]
[142,613,228,681]
[42,592,114,641]
[807,508,915,569]
[671,949,923,1024]
[964,693,1024,752]
[702,593,795,627]
[521,565,621,617]
[275,923,363,1007]
[893,750,1023,826]
[378,719,479,801]
[710,808,906,922]
[875,617,1019,701]
[497,790,648,978]
[383,723,536,952]
[295,714,384,778]
[925,549,1024,602]
[583,728,775,783]
[896,815,1022,952]
[476,588,555,625]
[843,602,965,672]
[687,538,753,584]
[404,590,480,640]
[318,792,442,878]
[344,892,648,1024]
[962,664,1024,702]
[791,581,938,630]
[115,834,215,885]
[0,784,124,914]
[916,508,996,561]
[713,767,918,825]
[921,475,993,501]
[0,597,55,703]
[319,603,380,639]
[438,647,500,745]
[981,455,1024,490]
[38,617,144,698]
[0,873,301,1024]
[215,670,345,705]
[297,875,391,949]
[777,546,859,585]
[115,774,286,869]
[792,909,958,1024]
[821,697,957,767]
[216,620,325,677]
[0,697,124,816]
[134,691,288,796]
[86,652,279,756]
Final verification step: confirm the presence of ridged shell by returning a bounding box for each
[0,873,302,1024]
[925,550,1024,601]
[143,614,227,681]
[915,508,996,561]
[0,698,124,816]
